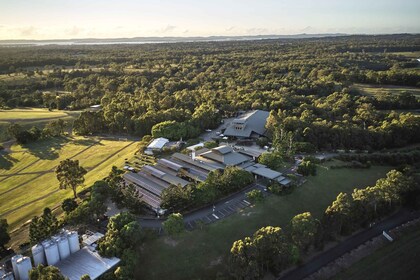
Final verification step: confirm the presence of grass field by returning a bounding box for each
[334,223,420,280]
[0,108,81,142]
[0,136,138,247]
[136,165,392,279]
[352,83,420,99]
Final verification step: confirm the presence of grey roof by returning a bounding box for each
[199,146,252,166]
[142,165,190,187]
[279,178,291,186]
[172,153,218,172]
[56,247,120,280]
[251,167,283,180]
[157,158,183,171]
[212,146,234,155]
[244,165,258,172]
[236,148,264,158]
[124,172,166,196]
[224,110,270,138]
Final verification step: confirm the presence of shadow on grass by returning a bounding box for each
[0,152,18,170]
[22,136,69,160]
[72,138,103,146]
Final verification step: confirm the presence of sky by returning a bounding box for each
[0,0,419,40]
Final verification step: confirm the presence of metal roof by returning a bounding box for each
[147,138,169,150]
[224,110,270,138]
[172,153,218,172]
[212,145,233,155]
[251,167,283,180]
[199,146,252,166]
[82,232,104,246]
[157,158,183,171]
[56,247,120,280]
[186,143,204,151]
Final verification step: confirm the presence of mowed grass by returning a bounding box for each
[334,224,420,280]
[136,165,392,280]
[0,108,73,121]
[352,83,420,99]
[0,108,81,142]
[0,136,138,243]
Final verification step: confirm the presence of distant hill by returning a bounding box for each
[0,34,348,45]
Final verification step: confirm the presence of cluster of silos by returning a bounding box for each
[8,230,80,280]
[11,255,32,280]
[31,230,80,268]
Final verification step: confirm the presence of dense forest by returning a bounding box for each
[1,34,419,151]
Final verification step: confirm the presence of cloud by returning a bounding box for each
[246,27,269,35]
[19,26,37,37]
[225,26,235,31]
[300,26,317,33]
[183,29,189,34]
[65,26,84,36]
[161,25,177,33]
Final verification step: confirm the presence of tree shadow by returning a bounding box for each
[22,136,69,160]
[72,137,104,146]
[0,152,19,170]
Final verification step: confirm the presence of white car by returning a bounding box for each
[205,129,212,132]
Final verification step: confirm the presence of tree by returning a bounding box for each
[61,198,78,214]
[98,212,142,258]
[56,159,87,199]
[246,189,264,203]
[323,192,355,238]
[29,208,59,244]
[80,275,91,280]
[0,219,11,250]
[258,151,284,170]
[163,213,184,236]
[229,237,261,280]
[29,264,66,280]
[161,184,192,212]
[297,160,317,176]
[290,212,318,251]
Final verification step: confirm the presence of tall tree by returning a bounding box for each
[290,212,318,251]
[55,159,87,198]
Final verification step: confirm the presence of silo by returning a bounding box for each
[11,254,23,280]
[31,244,46,266]
[42,240,60,265]
[16,257,32,280]
[57,235,70,260]
[67,231,80,253]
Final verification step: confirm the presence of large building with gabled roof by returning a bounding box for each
[223,110,270,139]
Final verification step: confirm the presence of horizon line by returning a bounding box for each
[1,32,419,42]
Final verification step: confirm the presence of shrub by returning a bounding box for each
[246,189,264,203]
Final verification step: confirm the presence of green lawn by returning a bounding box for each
[352,83,420,99]
[0,108,81,142]
[334,224,420,280]
[0,136,138,247]
[136,165,392,280]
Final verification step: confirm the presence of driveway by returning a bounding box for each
[278,209,420,280]
[138,183,269,231]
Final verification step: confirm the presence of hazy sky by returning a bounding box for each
[0,0,419,40]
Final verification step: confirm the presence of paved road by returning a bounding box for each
[139,183,269,230]
[278,209,420,280]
